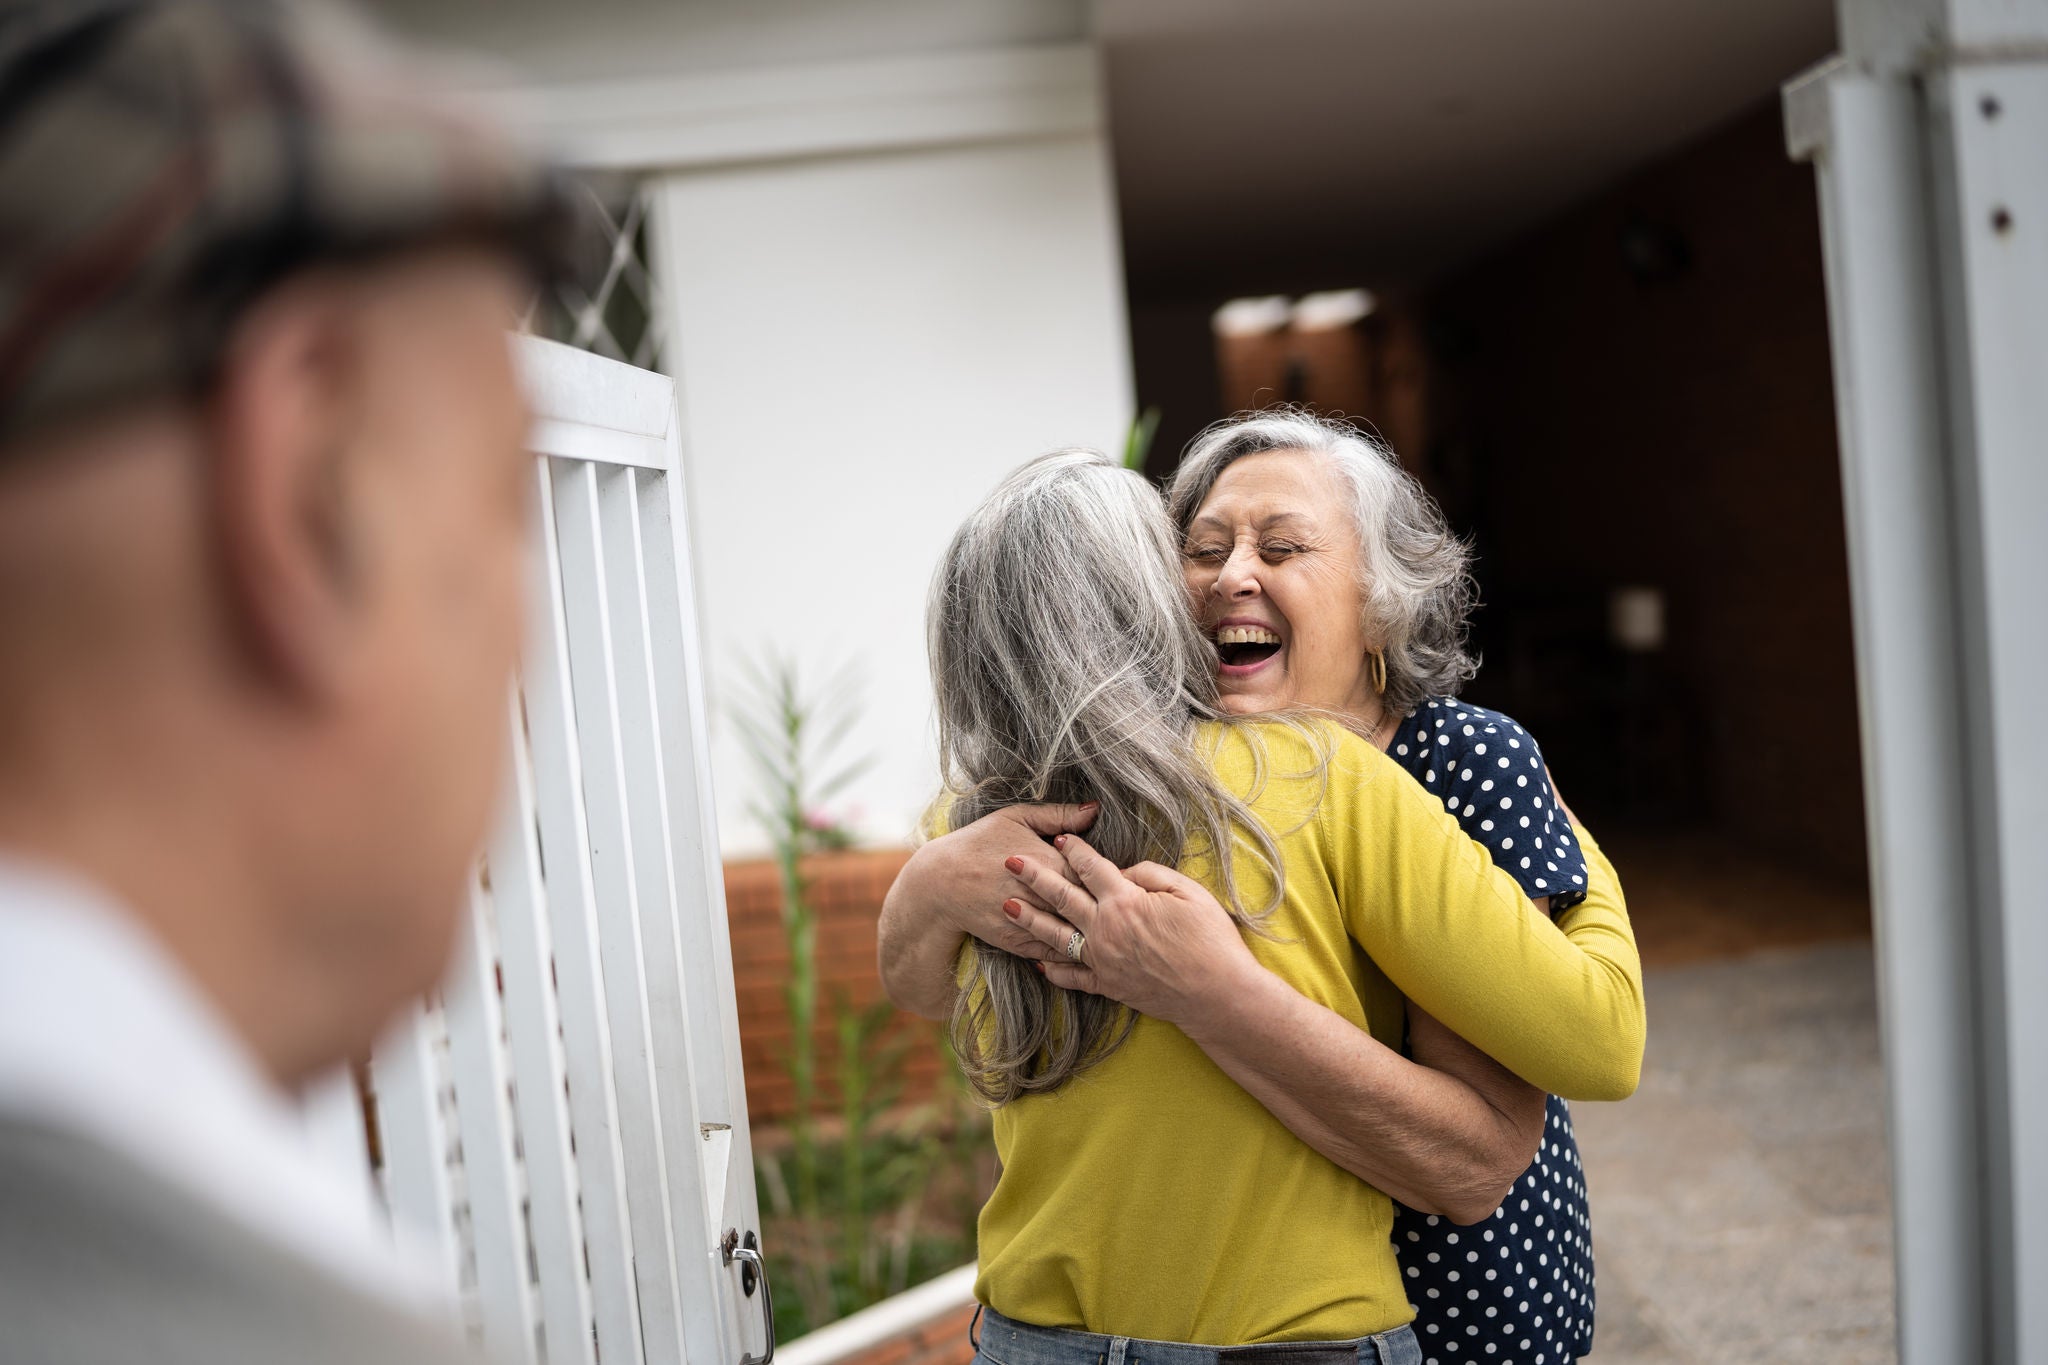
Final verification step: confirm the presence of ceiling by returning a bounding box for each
[1099,0,1838,297]
[366,0,1088,86]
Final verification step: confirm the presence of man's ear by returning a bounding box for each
[204,273,368,702]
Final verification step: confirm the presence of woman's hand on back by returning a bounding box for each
[1007,833,1262,1030]
[875,802,1098,1018]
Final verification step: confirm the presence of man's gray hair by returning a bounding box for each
[1166,411,1478,717]
[929,448,1288,1106]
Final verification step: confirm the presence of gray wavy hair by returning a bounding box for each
[1165,411,1479,717]
[929,448,1288,1106]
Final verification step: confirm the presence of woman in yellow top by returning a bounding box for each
[912,447,1642,1363]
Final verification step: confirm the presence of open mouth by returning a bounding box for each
[1213,624,1282,672]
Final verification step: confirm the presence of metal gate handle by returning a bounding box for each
[722,1230,775,1365]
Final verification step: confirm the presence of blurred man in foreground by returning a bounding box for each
[0,2,573,1360]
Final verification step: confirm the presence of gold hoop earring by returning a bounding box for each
[1370,650,1387,695]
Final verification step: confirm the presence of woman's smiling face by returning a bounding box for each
[1181,447,1379,720]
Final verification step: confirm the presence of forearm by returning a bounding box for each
[876,845,966,1020]
[1181,962,1539,1223]
[1359,790,1646,1100]
[1524,821,1644,1096]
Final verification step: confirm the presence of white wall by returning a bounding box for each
[650,134,1133,854]
[361,0,1135,857]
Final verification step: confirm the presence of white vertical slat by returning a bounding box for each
[443,876,538,1362]
[594,462,734,1364]
[548,456,689,1365]
[524,462,651,1365]
[299,1065,373,1188]
[486,689,600,1365]
[370,1005,460,1284]
[636,464,749,1133]
[639,432,768,1359]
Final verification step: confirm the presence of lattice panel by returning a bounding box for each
[529,174,664,373]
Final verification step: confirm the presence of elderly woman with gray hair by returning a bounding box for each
[882,422,1641,1365]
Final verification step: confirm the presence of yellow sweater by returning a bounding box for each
[972,719,1644,1345]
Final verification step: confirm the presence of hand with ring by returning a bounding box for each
[1000,832,1264,1031]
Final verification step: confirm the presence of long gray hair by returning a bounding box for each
[1166,410,1478,717]
[930,449,1287,1106]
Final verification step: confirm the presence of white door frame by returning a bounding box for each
[1785,1,2048,1359]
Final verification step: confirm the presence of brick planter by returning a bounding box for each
[723,848,953,1125]
[826,1300,979,1365]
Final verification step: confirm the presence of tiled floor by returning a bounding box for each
[1570,940,1896,1364]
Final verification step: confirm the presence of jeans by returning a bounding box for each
[970,1307,1423,1365]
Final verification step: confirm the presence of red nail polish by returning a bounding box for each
[1034,961,1046,975]
[1002,899,1022,919]
[1004,856,1025,875]
[1054,834,1068,850]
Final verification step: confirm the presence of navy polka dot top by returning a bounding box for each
[1388,699,1587,910]
[1386,698,1596,1364]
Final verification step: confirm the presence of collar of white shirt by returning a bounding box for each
[0,853,455,1316]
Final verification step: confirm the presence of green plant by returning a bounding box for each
[731,652,869,1325]
[755,1080,997,1342]
[733,655,999,1335]
[833,991,914,1298]
[1123,405,1162,472]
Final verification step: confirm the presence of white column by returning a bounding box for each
[1785,2,2048,1361]
[613,44,1133,852]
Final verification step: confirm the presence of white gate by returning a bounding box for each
[350,337,769,1365]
